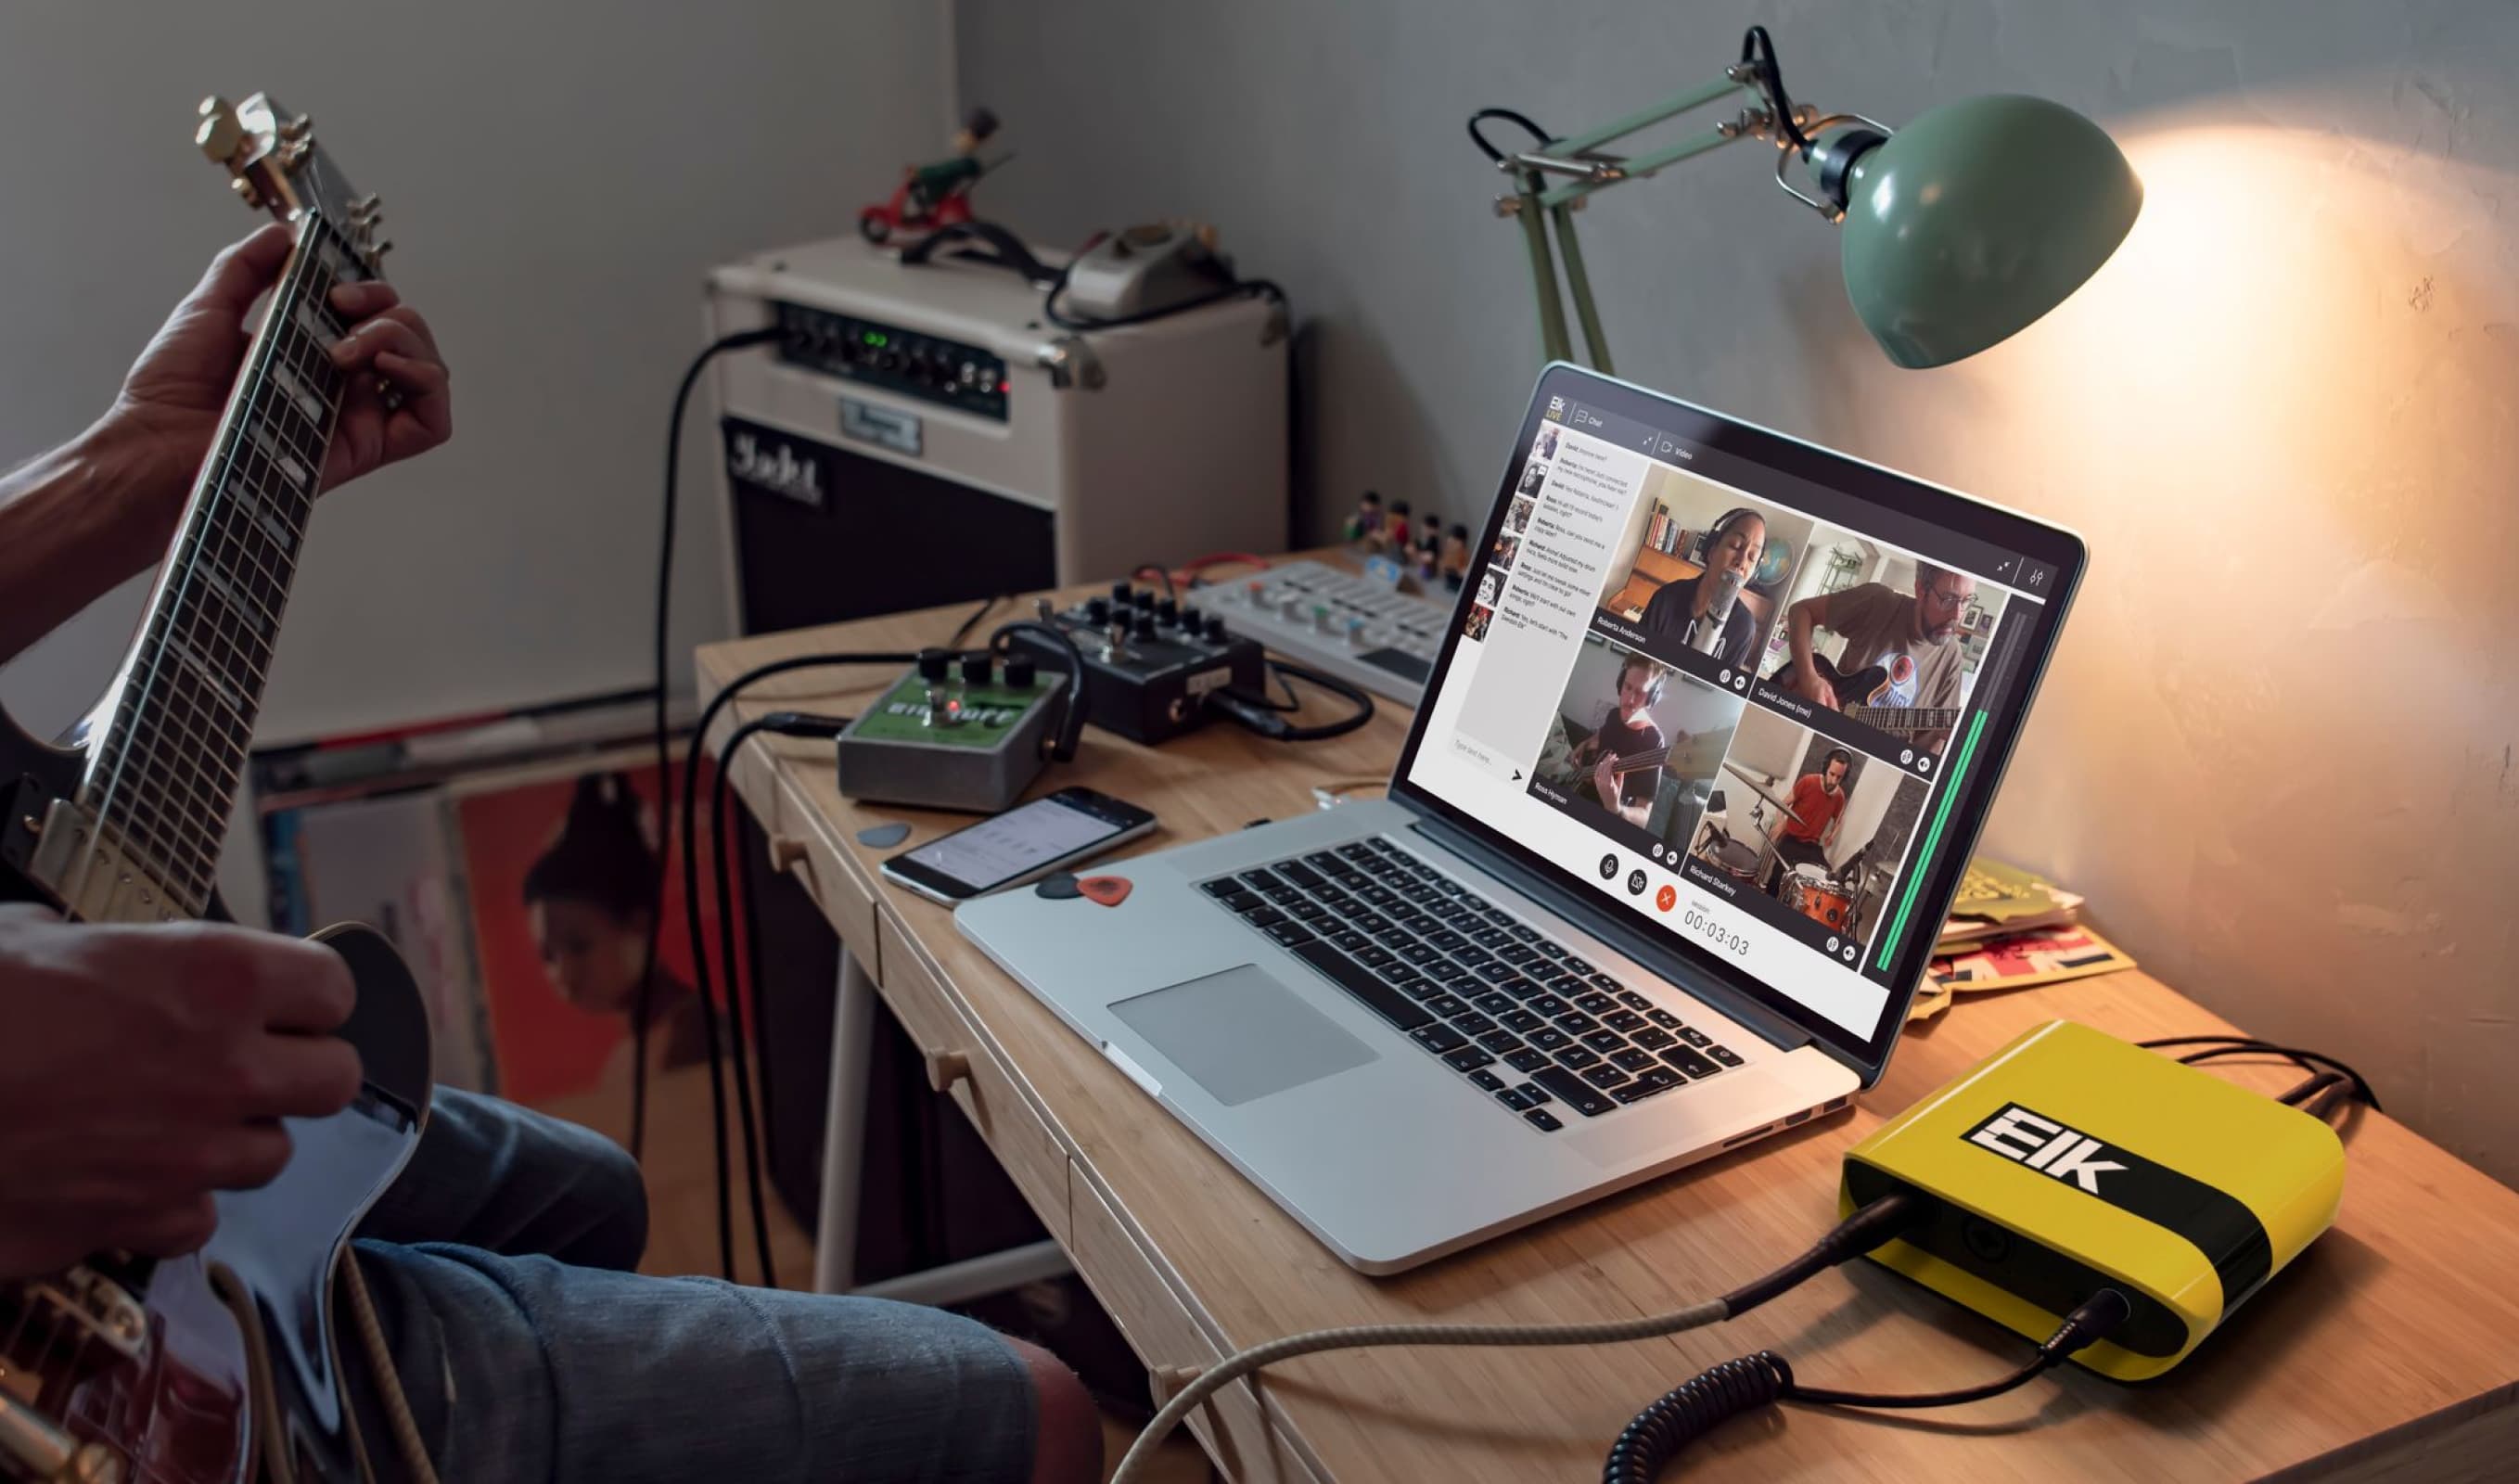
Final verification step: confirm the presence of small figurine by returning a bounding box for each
[1346,490,1386,550]
[1386,498,1415,554]
[860,108,1006,245]
[1443,522,1473,592]
[1413,514,1441,585]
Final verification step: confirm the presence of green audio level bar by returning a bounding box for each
[1876,710,1988,973]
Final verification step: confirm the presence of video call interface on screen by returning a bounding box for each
[1407,390,2060,1040]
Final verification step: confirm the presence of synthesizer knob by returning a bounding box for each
[1278,595,1303,621]
[1242,578,1265,605]
[1346,616,1368,646]
[1311,605,1336,634]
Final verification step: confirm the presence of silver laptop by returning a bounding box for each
[958,365,2085,1273]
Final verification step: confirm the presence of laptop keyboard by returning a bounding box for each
[1197,838,1743,1133]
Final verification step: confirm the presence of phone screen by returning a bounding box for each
[901,793,1129,892]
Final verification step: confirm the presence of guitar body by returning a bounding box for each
[0,94,432,1484]
[0,717,435,1484]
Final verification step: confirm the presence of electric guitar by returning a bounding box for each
[1769,654,1964,738]
[0,96,431,1484]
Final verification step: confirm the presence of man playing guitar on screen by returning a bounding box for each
[1775,562,1976,752]
[1573,654,1681,829]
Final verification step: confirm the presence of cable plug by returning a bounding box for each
[758,710,850,739]
[2037,1287,2133,1362]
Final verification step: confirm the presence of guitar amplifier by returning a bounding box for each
[703,235,1289,637]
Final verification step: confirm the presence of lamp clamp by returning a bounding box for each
[1773,112,1893,222]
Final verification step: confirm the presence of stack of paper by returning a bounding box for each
[1908,858,2134,1022]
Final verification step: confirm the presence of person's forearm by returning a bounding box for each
[0,427,179,665]
[1787,606,1820,672]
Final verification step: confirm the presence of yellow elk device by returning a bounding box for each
[1841,1019,2345,1381]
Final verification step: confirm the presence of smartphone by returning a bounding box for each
[880,787,1157,905]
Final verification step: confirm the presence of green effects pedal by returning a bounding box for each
[836,649,1068,812]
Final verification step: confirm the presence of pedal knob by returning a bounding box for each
[1004,653,1038,688]
[1205,615,1229,643]
[1155,597,1180,624]
[1178,605,1201,632]
[1109,580,1133,607]
[1132,612,1157,641]
[916,647,952,682]
[1085,596,1111,624]
[958,652,994,686]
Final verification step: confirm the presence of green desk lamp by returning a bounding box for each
[1474,26,2142,370]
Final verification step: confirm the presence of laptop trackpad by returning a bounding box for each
[1112,965,1378,1107]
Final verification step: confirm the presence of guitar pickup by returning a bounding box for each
[19,799,188,926]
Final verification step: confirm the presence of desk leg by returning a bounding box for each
[812,947,1074,1304]
[812,949,878,1295]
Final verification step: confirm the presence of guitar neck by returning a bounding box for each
[1841,706,1963,735]
[76,218,366,915]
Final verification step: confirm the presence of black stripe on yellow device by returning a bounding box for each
[1842,1018,2345,1381]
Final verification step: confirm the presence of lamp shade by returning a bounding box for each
[1840,94,2142,368]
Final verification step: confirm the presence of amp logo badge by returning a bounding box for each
[1963,1104,2126,1195]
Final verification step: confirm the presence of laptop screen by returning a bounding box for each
[1390,365,2085,1076]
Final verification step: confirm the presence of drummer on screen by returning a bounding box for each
[1766,748,1848,893]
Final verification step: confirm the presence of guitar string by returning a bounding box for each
[72,221,335,917]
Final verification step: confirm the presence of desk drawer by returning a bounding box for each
[1068,1171,1323,1484]
[874,911,1071,1243]
[767,765,882,957]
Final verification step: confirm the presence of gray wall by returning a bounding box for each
[959,2,2519,1183]
[0,1,948,748]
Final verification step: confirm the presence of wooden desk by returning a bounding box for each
[700,570,2519,1483]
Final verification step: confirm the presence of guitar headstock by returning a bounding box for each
[196,94,389,276]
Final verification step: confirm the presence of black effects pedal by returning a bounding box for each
[1010,582,1266,744]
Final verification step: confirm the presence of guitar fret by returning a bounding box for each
[81,221,356,900]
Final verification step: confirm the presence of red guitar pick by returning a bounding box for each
[1077,876,1133,908]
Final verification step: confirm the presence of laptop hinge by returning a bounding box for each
[1399,811,1817,1057]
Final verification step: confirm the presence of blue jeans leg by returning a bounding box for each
[345,1089,1037,1482]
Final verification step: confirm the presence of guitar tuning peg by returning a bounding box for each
[278,113,313,143]
[197,96,245,164]
[229,175,262,210]
[352,193,381,220]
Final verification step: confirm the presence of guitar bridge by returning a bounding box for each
[0,1268,147,1483]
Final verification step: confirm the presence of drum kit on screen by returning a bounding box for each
[1694,762,1861,936]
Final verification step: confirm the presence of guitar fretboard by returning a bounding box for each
[78,219,365,914]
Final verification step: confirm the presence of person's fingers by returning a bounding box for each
[223,1033,364,1121]
[337,301,442,361]
[374,352,454,451]
[188,223,295,316]
[106,1194,220,1260]
[326,280,402,321]
[327,314,432,372]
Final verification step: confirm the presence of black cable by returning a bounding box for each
[1041,257,1287,334]
[1206,659,1377,743]
[700,710,851,1287]
[1603,1288,2132,1482]
[989,620,1088,761]
[2138,1036,2380,1112]
[1739,25,1812,155]
[2278,1068,2349,1108]
[684,714,776,1284]
[1466,107,1554,164]
[946,593,1006,650]
[630,650,916,1183]
[638,324,781,1161]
